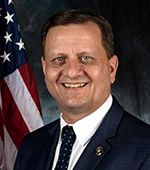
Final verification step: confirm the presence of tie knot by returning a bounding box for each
[61,125,76,142]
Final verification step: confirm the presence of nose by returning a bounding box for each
[62,59,83,78]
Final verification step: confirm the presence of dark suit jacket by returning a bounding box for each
[13,99,150,170]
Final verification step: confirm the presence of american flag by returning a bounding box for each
[0,0,44,169]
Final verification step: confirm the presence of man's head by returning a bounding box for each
[41,9,118,123]
[41,9,114,59]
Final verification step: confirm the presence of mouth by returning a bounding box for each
[62,83,88,88]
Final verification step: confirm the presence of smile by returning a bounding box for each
[62,83,88,88]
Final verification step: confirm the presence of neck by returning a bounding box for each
[61,112,90,124]
[60,95,112,124]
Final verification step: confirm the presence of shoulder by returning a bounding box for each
[121,111,150,138]
[20,118,60,147]
[14,119,60,169]
[112,97,150,139]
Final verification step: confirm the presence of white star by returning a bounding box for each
[4,32,12,44]
[0,51,11,63]
[16,38,25,51]
[8,0,13,5]
[5,12,14,24]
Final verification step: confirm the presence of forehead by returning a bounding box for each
[45,22,102,44]
[44,22,107,58]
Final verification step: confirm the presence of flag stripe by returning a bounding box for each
[0,114,4,142]
[18,63,42,115]
[0,91,5,170]
[4,68,43,132]
[0,137,6,170]
[0,1,43,169]
[4,127,17,170]
[1,81,29,148]
[0,88,4,142]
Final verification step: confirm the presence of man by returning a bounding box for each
[14,9,150,170]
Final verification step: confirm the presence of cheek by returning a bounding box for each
[45,67,59,83]
[88,66,104,81]
[44,69,58,98]
[91,66,111,87]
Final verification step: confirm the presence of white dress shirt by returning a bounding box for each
[52,95,113,170]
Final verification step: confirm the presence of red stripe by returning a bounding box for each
[18,63,42,116]
[1,80,30,148]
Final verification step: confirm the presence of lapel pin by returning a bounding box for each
[95,146,104,156]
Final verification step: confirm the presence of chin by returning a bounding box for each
[61,102,89,113]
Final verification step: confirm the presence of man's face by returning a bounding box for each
[42,22,118,120]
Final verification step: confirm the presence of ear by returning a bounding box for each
[41,57,46,76]
[109,55,119,84]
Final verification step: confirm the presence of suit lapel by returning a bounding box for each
[73,99,125,170]
[37,120,60,170]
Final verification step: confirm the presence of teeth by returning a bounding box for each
[63,83,86,88]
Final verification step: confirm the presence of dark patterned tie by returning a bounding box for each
[54,125,76,170]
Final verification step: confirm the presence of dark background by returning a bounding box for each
[13,0,150,125]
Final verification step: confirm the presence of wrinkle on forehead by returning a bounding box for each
[46,22,102,44]
[44,22,106,58]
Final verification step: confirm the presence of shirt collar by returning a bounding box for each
[60,95,113,146]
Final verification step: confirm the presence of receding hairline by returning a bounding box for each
[41,10,114,59]
[43,21,106,57]
[45,21,102,38]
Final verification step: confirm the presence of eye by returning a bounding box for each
[56,57,65,61]
[52,57,66,65]
[79,56,94,64]
[80,56,90,61]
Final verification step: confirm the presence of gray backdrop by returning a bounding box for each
[14,0,150,125]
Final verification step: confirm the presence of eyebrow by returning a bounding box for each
[47,49,94,59]
[76,51,91,56]
[46,52,67,58]
[50,51,91,56]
